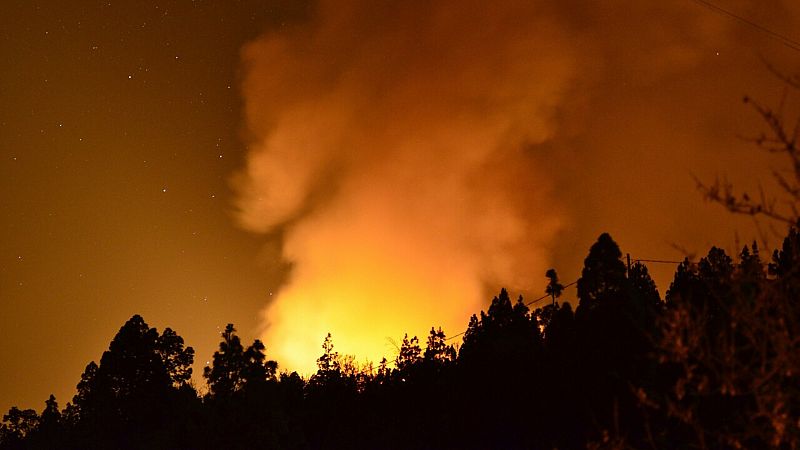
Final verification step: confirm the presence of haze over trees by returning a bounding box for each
[4,87,800,449]
[2,223,799,449]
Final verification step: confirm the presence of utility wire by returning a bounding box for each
[445,331,466,341]
[444,280,579,342]
[442,257,691,343]
[633,258,687,264]
[690,0,800,52]
[440,250,764,345]
[525,280,578,308]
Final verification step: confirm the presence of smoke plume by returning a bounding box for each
[235,1,576,371]
[235,0,800,372]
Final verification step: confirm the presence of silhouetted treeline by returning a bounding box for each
[3,228,800,449]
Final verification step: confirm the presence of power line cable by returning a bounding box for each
[633,258,687,264]
[442,256,691,343]
[445,331,466,341]
[391,252,752,365]
[525,280,578,308]
[690,0,800,52]
[444,280,578,342]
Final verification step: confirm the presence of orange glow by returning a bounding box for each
[4,0,800,412]
[235,0,568,371]
[255,131,563,371]
[230,0,800,373]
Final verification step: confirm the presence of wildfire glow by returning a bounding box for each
[234,0,578,372]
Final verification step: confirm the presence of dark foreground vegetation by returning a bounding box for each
[2,226,800,449]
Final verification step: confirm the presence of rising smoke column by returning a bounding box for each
[233,0,800,373]
[233,0,577,373]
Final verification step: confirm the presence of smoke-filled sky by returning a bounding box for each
[2,0,799,411]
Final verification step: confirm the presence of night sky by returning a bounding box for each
[2,0,799,413]
[1,0,307,411]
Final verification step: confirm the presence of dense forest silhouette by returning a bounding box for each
[2,225,800,449]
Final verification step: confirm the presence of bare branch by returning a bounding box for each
[698,87,800,227]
